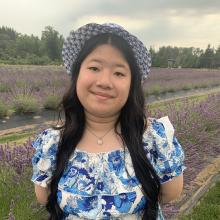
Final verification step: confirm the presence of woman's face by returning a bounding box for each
[76,44,131,118]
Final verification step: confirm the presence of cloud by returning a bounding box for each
[0,0,219,49]
[66,0,220,17]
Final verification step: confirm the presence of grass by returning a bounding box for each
[0,131,35,144]
[0,99,9,118]
[180,180,220,220]
[0,166,48,219]
[148,91,215,112]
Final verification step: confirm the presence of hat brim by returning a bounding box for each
[62,23,151,82]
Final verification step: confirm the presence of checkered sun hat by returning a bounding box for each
[62,23,151,82]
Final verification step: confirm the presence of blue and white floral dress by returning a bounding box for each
[31,116,186,220]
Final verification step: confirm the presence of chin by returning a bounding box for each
[88,109,120,118]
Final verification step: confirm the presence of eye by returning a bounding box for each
[88,67,99,72]
[114,72,125,77]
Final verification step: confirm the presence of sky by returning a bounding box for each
[0,0,220,50]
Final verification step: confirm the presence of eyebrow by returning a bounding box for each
[88,58,128,69]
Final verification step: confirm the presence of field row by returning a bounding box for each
[0,92,220,219]
[1,65,220,117]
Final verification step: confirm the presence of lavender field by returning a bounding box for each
[144,68,220,96]
[0,65,220,219]
[1,92,220,219]
[151,93,220,219]
[0,65,220,117]
[0,65,69,117]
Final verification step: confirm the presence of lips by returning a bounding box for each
[92,91,113,98]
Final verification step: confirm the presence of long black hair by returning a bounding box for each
[46,33,161,219]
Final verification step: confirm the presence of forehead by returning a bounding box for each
[83,44,129,68]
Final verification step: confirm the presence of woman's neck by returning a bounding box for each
[85,111,120,133]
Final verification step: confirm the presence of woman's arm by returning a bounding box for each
[34,184,50,205]
[159,173,184,205]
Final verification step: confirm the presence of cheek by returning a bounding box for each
[76,78,81,97]
[76,73,90,94]
[76,76,86,102]
[121,81,131,98]
[116,83,131,107]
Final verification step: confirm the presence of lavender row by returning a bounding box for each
[156,93,220,219]
[0,138,35,175]
[0,88,220,218]
[1,65,220,108]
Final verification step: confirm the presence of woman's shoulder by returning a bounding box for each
[31,127,61,153]
[144,115,175,140]
[143,116,186,184]
[143,116,175,151]
[31,127,62,187]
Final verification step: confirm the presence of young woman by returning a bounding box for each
[31,23,186,220]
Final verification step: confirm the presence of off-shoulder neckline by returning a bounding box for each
[74,147,126,155]
[48,116,166,156]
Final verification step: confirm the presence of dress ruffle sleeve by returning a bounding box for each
[143,116,186,184]
[31,128,60,187]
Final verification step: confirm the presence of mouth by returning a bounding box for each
[91,91,113,99]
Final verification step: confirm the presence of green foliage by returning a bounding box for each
[43,95,61,110]
[41,26,64,61]
[15,34,41,57]
[0,131,34,144]
[0,166,48,219]
[25,54,51,65]
[0,26,63,65]
[0,25,219,68]
[0,55,52,65]
[12,95,40,113]
[182,84,193,90]
[0,83,10,92]
[180,181,220,220]
[0,99,9,118]
[150,45,220,68]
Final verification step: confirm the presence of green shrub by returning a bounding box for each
[0,83,10,92]
[0,99,9,118]
[0,55,53,65]
[43,95,61,110]
[12,95,40,113]
[150,85,163,95]
[26,55,51,65]
[166,87,176,93]
[182,84,193,90]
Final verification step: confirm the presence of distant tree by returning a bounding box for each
[156,46,182,67]
[0,26,18,40]
[192,48,203,68]
[199,44,215,68]
[177,47,198,68]
[149,46,156,66]
[15,34,41,58]
[41,26,64,61]
[213,46,220,68]
[0,25,218,68]
[154,46,168,67]
[0,26,18,59]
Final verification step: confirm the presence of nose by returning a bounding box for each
[96,69,113,89]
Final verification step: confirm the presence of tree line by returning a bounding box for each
[150,45,220,68]
[0,26,220,68]
[0,26,63,65]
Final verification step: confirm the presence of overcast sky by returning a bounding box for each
[1,0,220,50]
